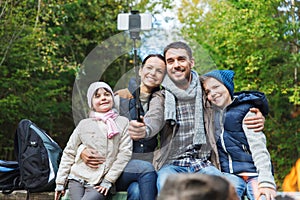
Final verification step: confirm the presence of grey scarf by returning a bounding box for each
[162,70,206,145]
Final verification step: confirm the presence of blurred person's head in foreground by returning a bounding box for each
[157,173,239,200]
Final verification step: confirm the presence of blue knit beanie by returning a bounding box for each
[203,70,235,98]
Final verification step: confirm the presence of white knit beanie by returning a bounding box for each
[87,82,114,108]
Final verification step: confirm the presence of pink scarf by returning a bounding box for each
[89,110,120,139]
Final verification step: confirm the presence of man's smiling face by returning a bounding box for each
[165,48,194,90]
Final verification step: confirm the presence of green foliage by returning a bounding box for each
[0,0,136,158]
[1,0,298,192]
[176,0,299,189]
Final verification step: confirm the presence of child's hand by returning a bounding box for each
[255,187,276,200]
[54,190,65,200]
[95,179,112,196]
[95,185,109,196]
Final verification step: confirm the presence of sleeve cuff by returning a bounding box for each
[100,179,112,190]
[259,182,276,190]
[145,126,151,138]
[55,184,65,191]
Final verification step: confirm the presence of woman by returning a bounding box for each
[81,54,166,200]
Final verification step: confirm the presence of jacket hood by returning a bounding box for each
[232,91,269,116]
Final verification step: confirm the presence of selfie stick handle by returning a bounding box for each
[128,10,142,122]
[132,38,142,122]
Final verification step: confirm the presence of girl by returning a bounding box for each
[54,82,132,200]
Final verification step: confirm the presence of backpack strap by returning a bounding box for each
[2,176,21,194]
[14,119,32,160]
[26,190,30,200]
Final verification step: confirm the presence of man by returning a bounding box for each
[128,41,265,194]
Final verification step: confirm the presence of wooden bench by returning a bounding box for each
[1,190,299,200]
[59,190,127,200]
[0,191,54,200]
[0,190,127,200]
[276,192,300,200]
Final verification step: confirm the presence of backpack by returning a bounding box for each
[13,119,62,196]
[0,160,23,193]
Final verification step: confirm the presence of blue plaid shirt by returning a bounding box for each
[167,99,212,172]
[172,147,213,172]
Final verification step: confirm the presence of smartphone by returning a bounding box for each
[117,13,152,31]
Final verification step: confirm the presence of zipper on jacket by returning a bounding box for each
[220,128,234,173]
[219,108,234,174]
[242,144,250,154]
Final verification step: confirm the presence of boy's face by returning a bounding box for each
[92,88,113,113]
[165,48,194,89]
[203,77,232,109]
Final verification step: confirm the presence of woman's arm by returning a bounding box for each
[143,91,165,137]
[128,91,165,140]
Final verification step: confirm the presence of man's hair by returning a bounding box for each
[163,41,193,60]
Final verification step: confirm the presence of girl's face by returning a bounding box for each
[139,56,166,93]
[203,77,232,109]
[92,88,113,113]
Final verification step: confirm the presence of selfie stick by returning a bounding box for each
[129,10,142,122]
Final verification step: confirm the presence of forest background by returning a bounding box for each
[0,0,299,190]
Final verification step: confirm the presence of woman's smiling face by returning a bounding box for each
[139,56,166,93]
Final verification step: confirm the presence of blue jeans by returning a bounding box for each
[116,159,157,200]
[156,164,223,194]
[224,173,266,200]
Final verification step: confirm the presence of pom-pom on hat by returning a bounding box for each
[203,70,235,98]
[87,82,114,108]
